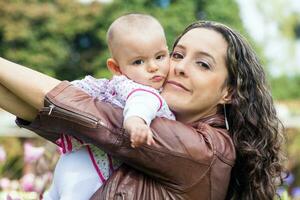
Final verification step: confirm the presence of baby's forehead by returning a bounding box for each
[115,30,167,56]
[109,14,163,33]
[118,27,166,42]
[112,30,168,62]
[107,14,167,58]
[108,15,166,45]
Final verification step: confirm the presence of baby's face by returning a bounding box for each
[114,31,170,89]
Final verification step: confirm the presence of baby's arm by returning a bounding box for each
[123,90,162,147]
[123,116,154,148]
[112,76,163,148]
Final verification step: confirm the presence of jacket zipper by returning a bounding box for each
[44,97,103,129]
[48,104,55,115]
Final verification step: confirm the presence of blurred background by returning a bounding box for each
[0,0,299,199]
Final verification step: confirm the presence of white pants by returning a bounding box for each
[43,148,102,200]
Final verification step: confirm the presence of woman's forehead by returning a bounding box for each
[176,28,228,61]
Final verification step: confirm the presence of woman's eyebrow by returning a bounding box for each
[176,44,216,64]
[197,51,216,64]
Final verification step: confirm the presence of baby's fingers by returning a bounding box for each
[134,131,147,147]
[130,130,143,148]
[131,128,150,148]
[146,130,155,146]
[130,131,139,148]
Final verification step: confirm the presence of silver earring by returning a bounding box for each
[223,104,229,130]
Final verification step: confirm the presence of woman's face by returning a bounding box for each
[162,28,230,123]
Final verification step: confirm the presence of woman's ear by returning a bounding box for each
[106,58,122,75]
[220,87,232,104]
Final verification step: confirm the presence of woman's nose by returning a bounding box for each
[173,60,187,77]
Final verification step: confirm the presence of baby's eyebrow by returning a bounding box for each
[156,50,168,54]
[174,44,185,50]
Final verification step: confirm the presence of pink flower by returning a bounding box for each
[6,194,21,200]
[0,177,10,190]
[0,145,6,163]
[24,142,45,163]
[6,195,12,200]
[20,173,35,192]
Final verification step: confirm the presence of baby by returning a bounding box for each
[43,13,175,200]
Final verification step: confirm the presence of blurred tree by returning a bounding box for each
[0,0,104,80]
[270,75,300,100]
[0,0,245,80]
[295,23,300,39]
[195,0,245,33]
[0,138,23,179]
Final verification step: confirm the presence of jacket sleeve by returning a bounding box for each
[16,81,215,190]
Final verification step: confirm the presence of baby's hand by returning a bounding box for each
[123,116,155,148]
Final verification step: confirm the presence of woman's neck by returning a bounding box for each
[176,107,218,124]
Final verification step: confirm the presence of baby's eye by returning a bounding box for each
[156,55,165,60]
[171,52,183,59]
[132,59,144,65]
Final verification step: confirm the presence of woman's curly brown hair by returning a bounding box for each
[172,21,285,200]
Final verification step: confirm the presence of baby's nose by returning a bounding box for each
[147,63,159,72]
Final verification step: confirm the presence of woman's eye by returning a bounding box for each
[196,61,210,69]
[171,52,183,59]
[132,59,144,65]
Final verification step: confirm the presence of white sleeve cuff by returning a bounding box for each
[123,90,162,126]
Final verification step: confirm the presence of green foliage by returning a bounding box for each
[195,0,245,33]
[0,0,246,81]
[0,137,23,179]
[270,75,300,100]
[0,0,104,80]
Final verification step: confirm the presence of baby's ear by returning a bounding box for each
[106,58,122,75]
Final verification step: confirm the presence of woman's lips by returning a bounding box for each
[166,80,190,92]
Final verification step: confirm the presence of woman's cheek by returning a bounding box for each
[162,90,183,111]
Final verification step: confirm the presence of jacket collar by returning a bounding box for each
[189,113,226,130]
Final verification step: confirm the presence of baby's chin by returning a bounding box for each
[140,81,164,90]
[150,82,164,90]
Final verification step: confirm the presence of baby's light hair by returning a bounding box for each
[106,13,166,58]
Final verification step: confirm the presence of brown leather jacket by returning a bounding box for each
[17,81,236,200]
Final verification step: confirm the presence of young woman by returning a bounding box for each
[0,21,284,199]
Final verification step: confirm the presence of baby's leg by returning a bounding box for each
[43,180,59,200]
[43,147,102,200]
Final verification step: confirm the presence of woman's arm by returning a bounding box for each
[0,57,61,110]
[0,83,38,121]
[18,82,226,189]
